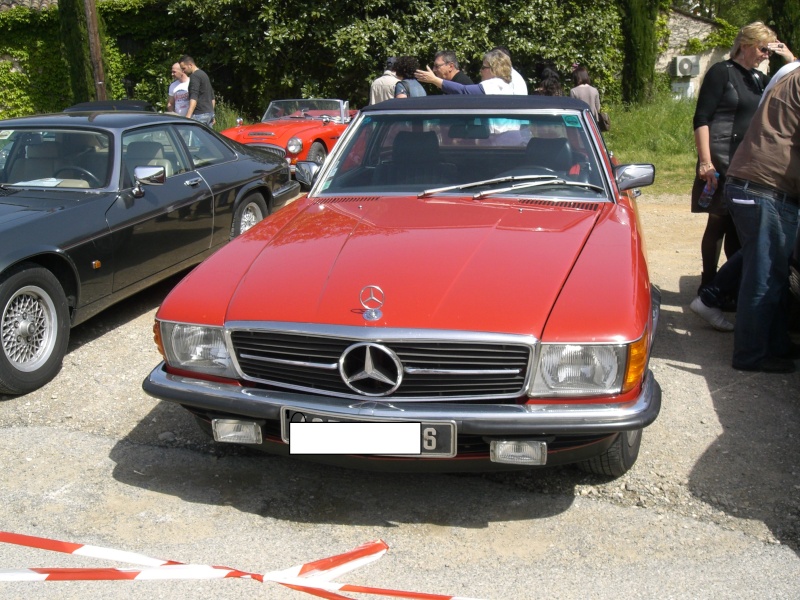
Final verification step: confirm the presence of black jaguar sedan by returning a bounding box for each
[0,111,299,395]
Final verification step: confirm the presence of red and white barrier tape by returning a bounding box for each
[0,531,482,599]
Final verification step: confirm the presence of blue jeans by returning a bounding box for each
[191,112,215,125]
[699,250,742,308]
[725,180,799,368]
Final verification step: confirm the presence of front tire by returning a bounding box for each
[231,193,268,238]
[578,429,642,478]
[0,265,70,395]
[306,142,327,166]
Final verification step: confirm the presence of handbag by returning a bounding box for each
[598,111,611,132]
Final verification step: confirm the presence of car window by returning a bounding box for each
[0,128,113,189]
[174,124,235,169]
[319,112,605,199]
[121,126,189,188]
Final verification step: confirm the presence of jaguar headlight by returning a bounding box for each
[287,137,303,154]
[161,322,236,378]
[530,343,627,397]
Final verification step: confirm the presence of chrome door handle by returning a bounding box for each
[184,178,203,186]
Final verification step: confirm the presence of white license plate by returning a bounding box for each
[280,407,456,457]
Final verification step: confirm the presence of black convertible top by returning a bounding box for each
[363,94,590,113]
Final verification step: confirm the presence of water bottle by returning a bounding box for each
[698,172,719,208]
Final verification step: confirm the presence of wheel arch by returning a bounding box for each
[232,182,275,214]
[1,253,79,324]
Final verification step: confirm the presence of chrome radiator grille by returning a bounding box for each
[249,143,286,159]
[230,329,532,400]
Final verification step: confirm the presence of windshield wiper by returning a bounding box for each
[473,179,605,200]
[418,175,559,198]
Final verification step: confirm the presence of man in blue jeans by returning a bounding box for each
[724,68,800,373]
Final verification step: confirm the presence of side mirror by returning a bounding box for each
[615,164,655,192]
[236,117,243,127]
[132,165,166,198]
[295,161,321,190]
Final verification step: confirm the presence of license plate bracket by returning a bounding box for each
[280,407,456,457]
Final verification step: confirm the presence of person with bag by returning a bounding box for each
[569,65,600,121]
[691,22,794,293]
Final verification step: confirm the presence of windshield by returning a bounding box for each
[0,128,112,189]
[317,112,607,200]
[262,99,344,122]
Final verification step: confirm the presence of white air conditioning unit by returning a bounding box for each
[672,55,700,77]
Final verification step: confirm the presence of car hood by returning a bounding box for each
[222,119,329,145]
[218,196,605,337]
[0,190,75,228]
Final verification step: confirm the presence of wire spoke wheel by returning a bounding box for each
[2,285,58,372]
[0,265,70,395]
[240,202,264,234]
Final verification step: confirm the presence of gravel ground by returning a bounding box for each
[0,192,799,599]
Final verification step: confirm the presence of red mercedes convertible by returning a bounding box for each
[144,95,660,477]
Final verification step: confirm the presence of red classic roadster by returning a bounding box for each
[220,99,356,174]
[144,96,660,477]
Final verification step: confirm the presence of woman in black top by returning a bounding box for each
[692,22,794,289]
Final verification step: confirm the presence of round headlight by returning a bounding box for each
[287,137,303,154]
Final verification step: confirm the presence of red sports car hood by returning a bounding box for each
[220,196,606,337]
[222,118,324,145]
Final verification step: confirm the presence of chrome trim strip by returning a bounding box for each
[226,322,540,345]
[239,353,338,370]
[404,367,521,376]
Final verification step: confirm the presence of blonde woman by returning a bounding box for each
[415,49,514,95]
[691,22,793,293]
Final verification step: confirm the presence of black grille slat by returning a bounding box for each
[230,330,531,400]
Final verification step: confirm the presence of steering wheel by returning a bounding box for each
[54,166,101,187]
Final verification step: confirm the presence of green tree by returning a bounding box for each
[165,0,623,116]
[619,0,659,104]
[769,0,800,69]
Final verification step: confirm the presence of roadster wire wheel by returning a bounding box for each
[231,193,268,238]
[0,265,70,395]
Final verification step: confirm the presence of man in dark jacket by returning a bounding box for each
[179,55,215,125]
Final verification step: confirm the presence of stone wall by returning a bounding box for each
[658,9,728,98]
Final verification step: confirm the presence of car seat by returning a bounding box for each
[7,142,62,183]
[525,137,574,174]
[124,141,173,186]
[373,131,457,186]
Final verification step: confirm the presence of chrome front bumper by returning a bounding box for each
[142,365,661,435]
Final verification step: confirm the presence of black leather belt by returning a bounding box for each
[727,177,799,206]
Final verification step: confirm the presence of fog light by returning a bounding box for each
[490,440,547,465]
[212,419,263,444]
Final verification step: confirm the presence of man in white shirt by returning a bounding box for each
[167,63,190,116]
[369,57,400,105]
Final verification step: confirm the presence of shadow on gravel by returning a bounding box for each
[663,276,800,554]
[109,406,580,528]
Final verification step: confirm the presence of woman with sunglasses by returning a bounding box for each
[415,49,514,95]
[690,22,794,321]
